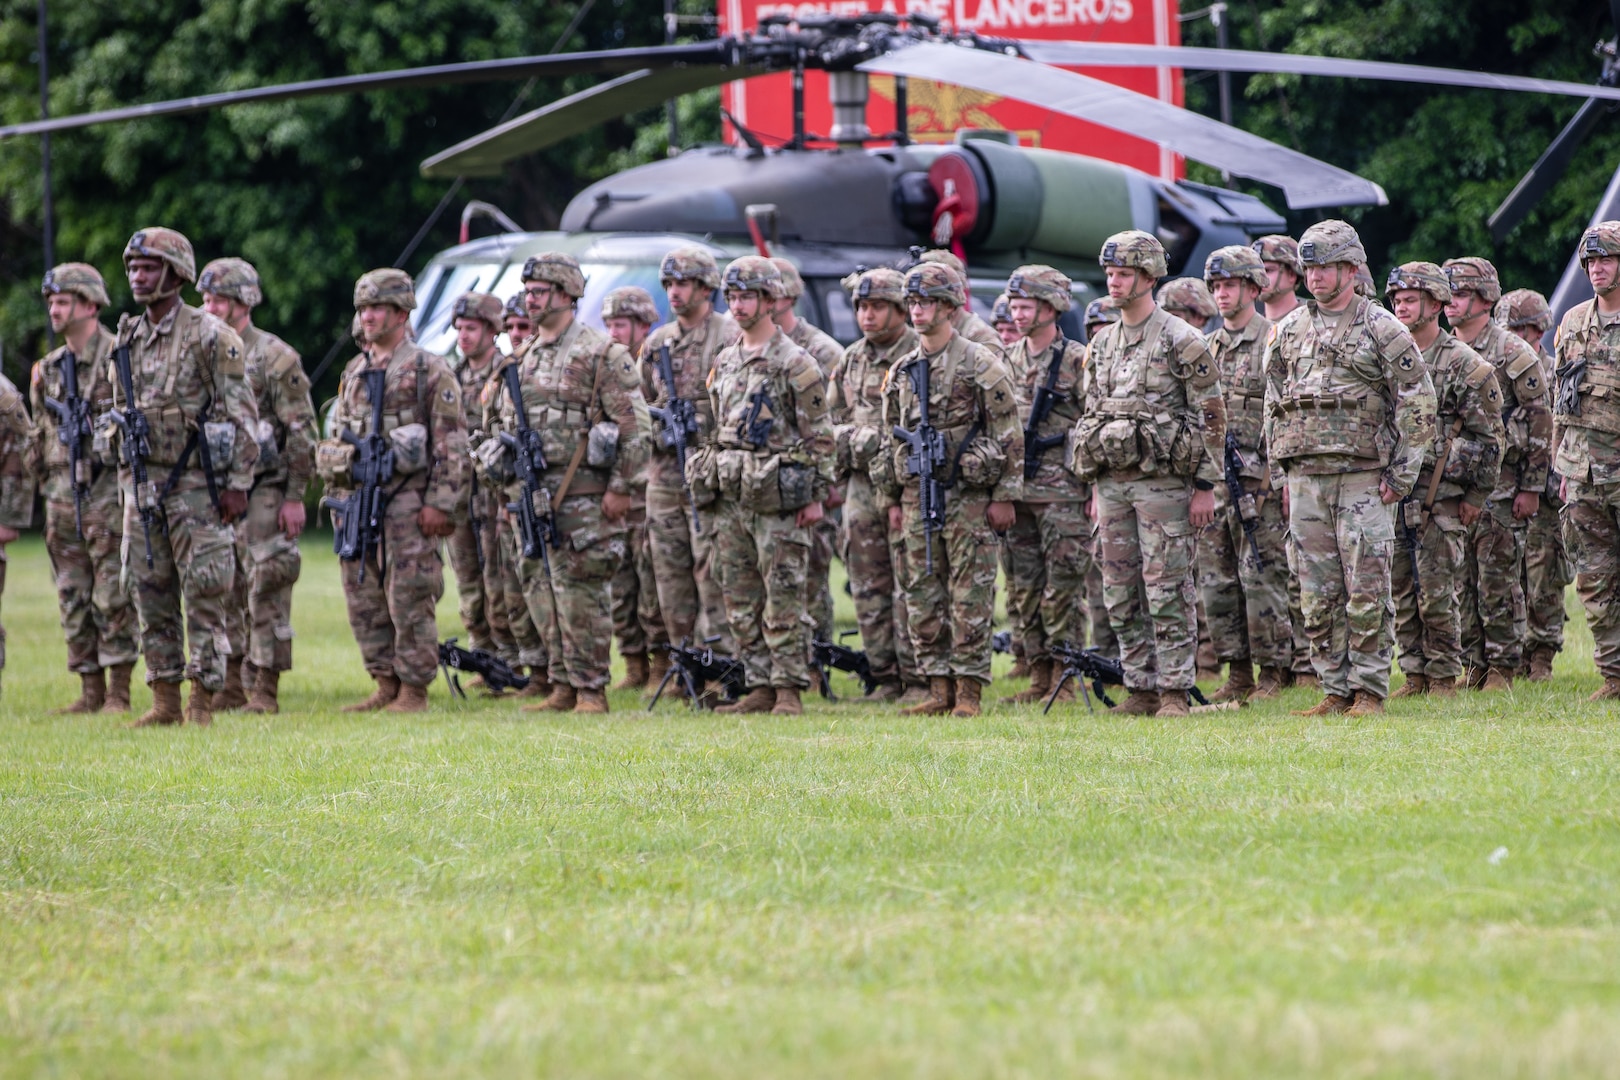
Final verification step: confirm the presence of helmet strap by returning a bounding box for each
[732,291,771,331]
[1315,265,1351,306]
[1124,271,1154,305]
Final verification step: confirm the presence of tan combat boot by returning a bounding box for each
[520,666,552,699]
[716,686,775,714]
[1480,667,1514,692]
[951,677,982,717]
[1526,646,1556,682]
[343,675,401,712]
[386,683,430,713]
[642,652,671,700]
[1346,690,1384,716]
[897,681,932,707]
[243,668,281,714]
[129,680,184,728]
[1292,693,1352,717]
[771,687,804,715]
[1112,689,1160,716]
[900,676,955,716]
[574,687,610,714]
[1293,671,1321,691]
[1002,659,1052,704]
[54,669,106,715]
[1427,675,1456,698]
[614,653,649,691]
[186,682,214,728]
[1462,667,1487,691]
[103,663,134,713]
[1008,656,1031,680]
[213,657,248,711]
[1390,673,1427,699]
[1155,691,1189,718]
[869,679,904,702]
[1252,667,1285,700]
[1589,676,1620,701]
[1210,664,1255,704]
[526,683,577,713]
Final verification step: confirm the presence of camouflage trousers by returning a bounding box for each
[496,516,546,669]
[1085,530,1117,656]
[711,498,813,690]
[44,488,138,673]
[1286,469,1395,700]
[448,493,511,657]
[1560,479,1620,679]
[899,489,998,683]
[808,514,837,646]
[1285,537,1313,676]
[1524,494,1569,654]
[1096,475,1199,693]
[842,474,915,684]
[1460,498,1527,673]
[647,483,734,652]
[515,493,627,691]
[234,484,301,672]
[610,508,668,657]
[1002,498,1093,662]
[1196,483,1293,669]
[337,486,445,689]
[123,475,237,691]
[1391,499,1467,680]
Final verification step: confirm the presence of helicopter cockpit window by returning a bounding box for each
[576,263,673,333]
[414,262,505,355]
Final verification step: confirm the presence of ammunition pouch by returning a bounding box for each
[1267,392,1386,461]
[141,406,192,466]
[954,435,1006,490]
[387,422,429,476]
[315,439,356,489]
[252,419,281,477]
[92,415,117,468]
[586,421,620,470]
[473,436,514,487]
[1442,438,1486,486]
[737,452,815,514]
[685,444,720,509]
[203,420,236,473]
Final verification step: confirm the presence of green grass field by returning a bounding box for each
[2,535,1618,1078]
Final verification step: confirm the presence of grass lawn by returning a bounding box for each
[1,535,1618,1078]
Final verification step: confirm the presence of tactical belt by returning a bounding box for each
[1274,392,1376,414]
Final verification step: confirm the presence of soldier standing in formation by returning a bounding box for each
[116,227,260,728]
[1158,277,1219,335]
[1079,297,1121,662]
[1383,262,1503,699]
[829,267,919,701]
[990,293,1022,349]
[1263,221,1437,717]
[503,292,533,349]
[917,249,1004,351]
[0,364,31,694]
[321,269,466,713]
[198,258,318,715]
[31,264,139,713]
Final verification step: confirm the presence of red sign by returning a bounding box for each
[717,0,1184,179]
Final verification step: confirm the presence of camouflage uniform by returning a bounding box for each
[1444,258,1553,685]
[1262,221,1437,708]
[642,247,740,653]
[1383,263,1504,692]
[1551,222,1620,695]
[829,268,920,690]
[0,373,34,682]
[1071,232,1227,709]
[323,270,468,698]
[694,257,833,706]
[31,266,138,698]
[1082,298,1121,658]
[918,248,1005,353]
[1196,247,1293,692]
[877,265,1022,697]
[114,228,261,722]
[1157,277,1219,334]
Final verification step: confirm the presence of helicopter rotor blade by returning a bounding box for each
[1020,41,1620,103]
[421,65,747,177]
[862,44,1386,209]
[1487,98,1609,244]
[0,41,735,141]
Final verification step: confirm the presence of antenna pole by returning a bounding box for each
[790,54,806,149]
[1212,3,1232,127]
[38,0,55,347]
[664,0,680,154]
[895,75,909,145]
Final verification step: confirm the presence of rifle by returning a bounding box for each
[321,367,394,584]
[649,343,702,534]
[991,629,1013,654]
[891,357,948,573]
[107,344,157,568]
[1044,641,1213,714]
[1555,356,1586,417]
[497,362,557,575]
[1022,335,1069,480]
[811,629,878,700]
[738,386,775,448]
[1223,432,1266,571]
[646,636,747,711]
[41,348,93,540]
[439,637,530,697]
[1398,496,1423,604]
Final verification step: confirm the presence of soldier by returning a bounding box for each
[487,253,647,714]
[917,249,1003,351]
[320,269,467,713]
[1157,277,1219,334]
[503,292,533,350]
[0,368,32,694]
[31,264,139,713]
[443,291,512,675]
[1551,222,1620,699]
[1443,257,1552,690]
[488,294,547,693]
[829,267,919,701]
[997,265,1091,706]
[697,256,833,715]
[600,285,669,689]
[115,228,260,728]
[991,293,1021,349]
[1080,297,1120,660]
[1197,246,1293,702]
[1383,262,1504,699]
[1070,231,1227,717]
[197,258,318,714]
[640,249,739,681]
[876,263,1022,717]
[1262,220,1437,716]
[1497,288,1567,680]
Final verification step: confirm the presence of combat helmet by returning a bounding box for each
[503,292,528,320]
[991,293,1013,325]
[904,263,966,307]
[1099,230,1168,278]
[852,267,906,308]
[353,268,416,311]
[660,246,722,289]
[1006,264,1074,313]
[601,285,659,325]
[124,227,197,284]
[770,258,806,300]
[1204,245,1269,290]
[198,257,263,308]
[1251,234,1303,276]
[1385,261,1452,305]
[1158,277,1218,321]
[1297,220,1367,269]
[1084,297,1120,331]
[1496,288,1552,332]
[918,248,967,277]
[1441,257,1502,304]
[451,291,504,330]
[722,255,785,298]
[41,263,109,307]
[522,252,586,298]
